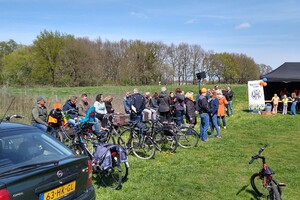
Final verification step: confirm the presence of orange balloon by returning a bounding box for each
[260,80,264,86]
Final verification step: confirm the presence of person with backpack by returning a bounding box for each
[174,88,185,126]
[158,86,171,123]
[198,88,210,142]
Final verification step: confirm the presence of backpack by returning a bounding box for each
[48,108,65,127]
[93,143,128,170]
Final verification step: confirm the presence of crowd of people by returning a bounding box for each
[270,89,299,116]
[31,85,235,143]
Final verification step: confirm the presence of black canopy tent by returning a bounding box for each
[262,62,300,100]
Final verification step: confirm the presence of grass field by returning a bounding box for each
[1,85,299,199]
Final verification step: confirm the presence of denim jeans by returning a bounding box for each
[33,122,48,132]
[199,113,209,141]
[94,117,100,133]
[291,102,297,115]
[210,114,220,137]
[228,100,234,115]
[217,116,226,127]
[175,110,185,126]
[33,122,56,138]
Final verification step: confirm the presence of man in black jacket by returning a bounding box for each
[198,88,210,142]
[227,86,234,116]
[130,88,146,123]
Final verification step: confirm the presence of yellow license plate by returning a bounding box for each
[40,181,76,200]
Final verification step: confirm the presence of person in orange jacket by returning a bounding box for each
[217,90,228,129]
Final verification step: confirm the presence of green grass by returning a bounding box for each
[1,84,299,199]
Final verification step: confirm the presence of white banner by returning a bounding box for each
[248,80,265,111]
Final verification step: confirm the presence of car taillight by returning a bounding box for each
[0,188,11,200]
[86,160,93,188]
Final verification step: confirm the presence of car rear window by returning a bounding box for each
[0,128,74,174]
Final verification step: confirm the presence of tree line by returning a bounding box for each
[0,30,272,87]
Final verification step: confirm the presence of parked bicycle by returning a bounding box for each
[146,119,178,153]
[249,145,286,199]
[99,113,127,147]
[67,121,129,189]
[119,120,156,160]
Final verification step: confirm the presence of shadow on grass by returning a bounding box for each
[236,184,260,200]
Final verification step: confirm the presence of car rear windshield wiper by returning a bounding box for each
[0,160,59,177]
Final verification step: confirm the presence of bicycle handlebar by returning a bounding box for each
[4,115,24,121]
[248,144,267,165]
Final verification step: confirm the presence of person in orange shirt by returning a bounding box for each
[217,90,228,129]
[271,93,280,114]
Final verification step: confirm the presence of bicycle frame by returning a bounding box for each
[249,145,286,199]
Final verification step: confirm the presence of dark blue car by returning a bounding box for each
[0,122,96,200]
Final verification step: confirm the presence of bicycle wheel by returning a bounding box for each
[70,143,86,156]
[269,184,282,200]
[153,129,177,153]
[250,173,282,198]
[131,134,155,160]
[121,162,129,181]
[99,155,122,189]
[176,126,199,148]
[118,129,132,150]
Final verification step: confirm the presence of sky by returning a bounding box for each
[1,0,300,68]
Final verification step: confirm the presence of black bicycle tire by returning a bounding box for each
[153,129,177,153]
[271,177,282,196]
[99,155,122,189]
[176,126,199,148]
[131,134,156,160]
[118,129,132,150]
[250,172,283,198]
[121,162,129,181]
[250,172,268,197]
[70,143,85,156]
[269,184,282,200]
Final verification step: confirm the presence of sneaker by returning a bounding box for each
[216,136,221,139]
[223,126,226,129]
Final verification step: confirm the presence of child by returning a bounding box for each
[282,95,288,115]
[271,93,280,114]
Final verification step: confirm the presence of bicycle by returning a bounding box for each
[146,118,178,153]
[174,123,199,149]
[99,113,127,147]
[68,121,129,189]
[119,120,156,160]
[249,145,286,199]
[152,114,198,149]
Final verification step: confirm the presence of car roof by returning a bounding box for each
[0,122,37,132]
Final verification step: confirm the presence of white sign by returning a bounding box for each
[248,80,265,111]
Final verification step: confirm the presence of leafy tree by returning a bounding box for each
[2,46,33,86]
[0,39,19,57]
[32,30,71,86]
[258,64,272,76]
[235,54,260,83]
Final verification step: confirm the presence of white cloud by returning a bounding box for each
[235,22,251,29]
[184,19,197,24]
[130,11,148,19]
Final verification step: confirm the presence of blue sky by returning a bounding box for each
[1,0,299,68]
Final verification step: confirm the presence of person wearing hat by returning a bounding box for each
[32,96,49,132]
[197,88,210,142]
